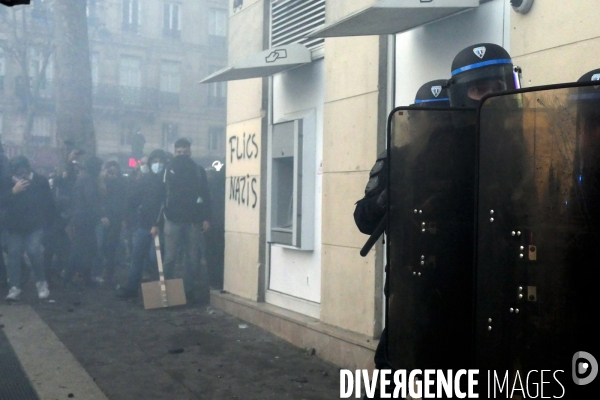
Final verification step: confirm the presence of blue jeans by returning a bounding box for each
[124,228,158,293]
[5,229,45,289]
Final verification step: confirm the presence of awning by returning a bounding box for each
[308,0,480,38]
[199,44,312,84]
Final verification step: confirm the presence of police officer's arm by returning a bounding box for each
[354,152,387,235]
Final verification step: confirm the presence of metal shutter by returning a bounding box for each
[270,0,325,51]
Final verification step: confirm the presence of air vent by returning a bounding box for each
[270,0,325,51]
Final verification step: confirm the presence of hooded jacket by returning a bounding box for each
[0,172,55,234]
[162,156,212,224]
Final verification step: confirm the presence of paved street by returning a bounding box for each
[0,281,341,400]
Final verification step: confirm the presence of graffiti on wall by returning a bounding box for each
[229,174,258,208]
[229,133,259,163]
[228,131,259,209]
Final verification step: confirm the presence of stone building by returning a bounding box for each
[0,0,228,170]
[208,0,600,370]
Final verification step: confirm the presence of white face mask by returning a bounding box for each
[151,162,164,174]
[140,165,150,174]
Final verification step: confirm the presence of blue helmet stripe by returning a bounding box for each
[568,93,600,101]
[415,98,450,103]
[451,59,512,77]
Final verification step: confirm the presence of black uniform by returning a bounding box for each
[354,80,452,389]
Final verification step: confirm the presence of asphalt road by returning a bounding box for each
[5,279,341,400]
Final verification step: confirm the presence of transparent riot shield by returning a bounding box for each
[476,84,600,396]
[385,107,477,371]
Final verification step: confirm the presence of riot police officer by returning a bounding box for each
[356,43,519,399]
[354,80,450,398]
[354,79,450,236]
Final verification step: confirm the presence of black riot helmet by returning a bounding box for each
[573,69,600,174]
[412,79,450,107]
[575,68,600,116]
[448,43,516,108]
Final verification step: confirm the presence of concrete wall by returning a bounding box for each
[223,0,265,301]
[511,0,600,86]
[320,0,387,338]
[221,0,387,338]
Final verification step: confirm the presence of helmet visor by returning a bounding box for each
[449,64,515,108]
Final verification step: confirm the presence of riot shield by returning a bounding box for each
[476,83,600,396]
[385,107,477,371]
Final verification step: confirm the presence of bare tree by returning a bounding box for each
[53,0,95,156]
[3,1,54,157]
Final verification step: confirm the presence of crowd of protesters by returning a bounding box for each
[0,138,215,304]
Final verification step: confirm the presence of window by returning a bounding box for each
[162,122,179,149]
[0,46,5,91]
[121,124,141,146]
[87,0,99,25]
[119,56,141,87]
[160,61,180,106]
[91,52,99,87]
[29,48,53,98]
[208,126,224,151]
[119,56,141,105]
[268,111,317,250]
[31,115,53,147]
[31,0,51,21]
[207,66,226,107]
[163,3,181,39]
[208,8,227,37]
[122,0,141,33]
[160,61,180,93]
[87,0,98,17]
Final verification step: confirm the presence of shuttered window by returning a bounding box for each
[270,0,325,52]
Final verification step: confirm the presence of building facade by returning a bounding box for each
[0,0,228,170]
[210,0,600,370]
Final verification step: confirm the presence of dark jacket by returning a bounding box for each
[52,170,78,227]
[163,156,212,224]
[70,173,105,226]
[0,173,55,235]
[103,176,127,224]
[127,171,165,230]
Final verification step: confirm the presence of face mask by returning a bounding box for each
[140,165,150,174]
[151,162,164,174]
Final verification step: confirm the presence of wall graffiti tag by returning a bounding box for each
[229,132,259,163]
[229,174,258,208]
[227,130,259,209]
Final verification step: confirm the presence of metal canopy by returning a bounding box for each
[199,44,312,84]
[308,0,479,38]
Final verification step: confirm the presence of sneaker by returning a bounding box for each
[6,286,22,301]
[36,281,50,299]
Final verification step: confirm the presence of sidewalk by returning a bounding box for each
[0,283,341,400]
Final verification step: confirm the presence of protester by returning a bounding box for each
[43,148,83,283]
[92,160,127,285]
[0,156,55,300]
[159,139,212,303]
[116,149,167,298]
[64,156,109,287]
